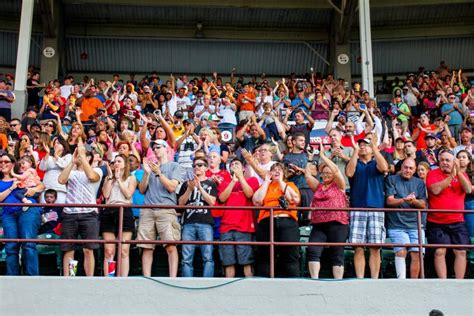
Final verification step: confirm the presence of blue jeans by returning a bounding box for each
[465,200,474,239]
[181,223,214,277]
[2,207,41,275]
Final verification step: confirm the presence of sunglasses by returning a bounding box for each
[0,160,12,164]
[193,163,207,168]
[9,123,19,127]
[152,145,164,150]
[148,125,157,130]
[42,123,54,127]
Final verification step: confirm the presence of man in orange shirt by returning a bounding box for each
[236,84,256,122]
[78,89,104,125]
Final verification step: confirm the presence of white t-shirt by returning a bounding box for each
[219,104,237,125]
[247,160,276,184]
[256,95,273,117]
[163,96,177,116]
[63,168,103,214]
[175,95,191,111]
[60,85,73,99]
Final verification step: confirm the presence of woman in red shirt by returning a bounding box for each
[303,145,348,279]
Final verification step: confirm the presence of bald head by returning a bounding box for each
[401,158,417,179]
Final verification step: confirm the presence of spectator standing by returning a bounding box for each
[453,126,473,156]
[101,155,137,277]
[426,150,471,279]
[346,136,389,278]
[385,158,427,279]
[282,132,313,210]
[39,136,72,203]
[216,158,259,277]
[303,146,349,279]
[441,93,464,142]
[253,162,301,277]
[0,153,44,275]
[0,79,15,121]
[178,157,217,277]
[58,138,103,276]
[137,139,184,277]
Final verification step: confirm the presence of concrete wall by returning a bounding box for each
[1,277,472,315]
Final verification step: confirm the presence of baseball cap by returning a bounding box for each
[357,137,371,144]
[174,110,184,119]
[208,114,220,121]
[424,133,438,140]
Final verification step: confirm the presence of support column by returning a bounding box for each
[12,0,35,119]
[40,0,63,84]
[40,37,60,83]
[333,44,351,83]
[358,0,374,97]
[328,4,352,84]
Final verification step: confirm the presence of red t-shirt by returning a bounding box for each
[426,168,467,224]
[206,169,232,217]
[341,131,366,148]
[216,177,260,233]
[414,124,436,150]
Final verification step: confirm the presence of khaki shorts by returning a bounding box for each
[239,110,255,122]
[137,208,181,249]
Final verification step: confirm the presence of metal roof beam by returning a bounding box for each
[65,24,329,42]
[61,0,332,9]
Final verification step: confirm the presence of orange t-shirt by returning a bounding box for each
[0,133,7,150]
[415,124,436,150]
[258,181,300,223]
[237,92,257,112]
[80,97,104,121]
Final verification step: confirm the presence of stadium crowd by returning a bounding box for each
[0,61,473,279]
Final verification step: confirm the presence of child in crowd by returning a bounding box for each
[39,189,63,235]
[10,156,41,210]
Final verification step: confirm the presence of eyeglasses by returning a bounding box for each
[193,163,207,168]
[320,172,332,177]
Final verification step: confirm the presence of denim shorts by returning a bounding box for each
[387,228,424,253]
[219,231,254,266]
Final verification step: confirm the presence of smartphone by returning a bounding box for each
[154,109,161,116]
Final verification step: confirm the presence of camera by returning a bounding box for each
[278,196,289,209]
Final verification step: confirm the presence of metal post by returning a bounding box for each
[358,0,374,96]
[269,208,275,278]
[12,0,35,119]
[116,206,124,277]
[417,210,425,278]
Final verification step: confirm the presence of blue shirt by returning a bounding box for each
[441,103,463,126]
[349,160,385,208]
[291,97,311,114]
[131,168,145,217]
[0,180,35,215]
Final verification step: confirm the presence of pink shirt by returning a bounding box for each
[310,182,349,225]
[18,168,41,189]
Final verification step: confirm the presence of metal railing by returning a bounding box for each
[1,203,473,278]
